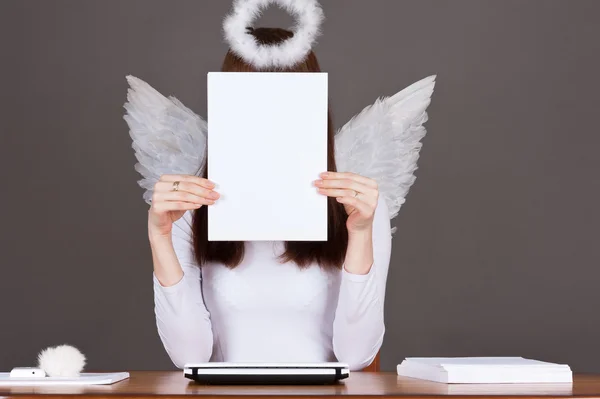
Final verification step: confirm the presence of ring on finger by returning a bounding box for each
[172,181,180,192]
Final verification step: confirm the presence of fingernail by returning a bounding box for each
[207,181,216,188]
[320,172,329,178]
[313,180,323,186]
[209,191,220,199]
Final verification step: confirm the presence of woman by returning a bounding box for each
[148,28,392,371]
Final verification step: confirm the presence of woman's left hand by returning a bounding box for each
[314,172,379,233]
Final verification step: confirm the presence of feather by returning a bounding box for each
[123,75,207,204]
[37,344,86,378]
[335,75,436,232]
[223,0,324,69]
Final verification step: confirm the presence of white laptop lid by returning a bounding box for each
[184,362,350,376]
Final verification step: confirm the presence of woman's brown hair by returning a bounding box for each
[192,27,348,269]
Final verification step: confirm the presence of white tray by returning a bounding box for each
[0,372,129,386]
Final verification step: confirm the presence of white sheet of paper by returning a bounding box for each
[207,72,328,241]
[404,357,568,367]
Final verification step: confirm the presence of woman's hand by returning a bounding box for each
[148,174,220,239]
[314,172,379,234]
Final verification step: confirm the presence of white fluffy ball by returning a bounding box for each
[37,344,86,377]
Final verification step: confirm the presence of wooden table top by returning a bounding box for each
[1,371,599,399]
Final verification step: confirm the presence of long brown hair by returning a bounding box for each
[192,27,348,269]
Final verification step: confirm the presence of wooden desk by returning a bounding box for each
[1,372,599,399]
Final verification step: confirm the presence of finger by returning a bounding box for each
[336,196,374,217]
[154,191,217,205]
[315,178,377,197]
[152,201,204,213]
[317,188,356,198]
[154,181,220,200]
[338,190,378,208]
[321,172,377,189]
[159,174,216,189]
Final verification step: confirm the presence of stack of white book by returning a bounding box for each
[397,357,572,384]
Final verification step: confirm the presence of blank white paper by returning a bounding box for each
[207,72,328,241]
[404,357,568,367]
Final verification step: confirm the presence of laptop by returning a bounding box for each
[184,362,350,385]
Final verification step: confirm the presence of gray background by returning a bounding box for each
[1,0,599,373]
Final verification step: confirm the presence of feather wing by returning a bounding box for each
[123,75,207,204]
[335,75,436,229]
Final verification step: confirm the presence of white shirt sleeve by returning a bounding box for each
[332,196,392,370]
[153,211,213,368]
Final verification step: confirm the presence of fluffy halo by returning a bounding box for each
[223,0,324,69]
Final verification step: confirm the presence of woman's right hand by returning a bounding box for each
[148,174,220,238]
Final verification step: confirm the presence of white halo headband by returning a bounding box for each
[223,0,324,69]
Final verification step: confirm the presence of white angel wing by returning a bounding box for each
[335,75,436,230]
[123,75,207,204]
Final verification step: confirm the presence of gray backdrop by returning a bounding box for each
[1,0,599,373]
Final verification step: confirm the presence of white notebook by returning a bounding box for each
[397,357,572,384]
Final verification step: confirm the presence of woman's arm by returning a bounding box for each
[332,196,392,370]
[151,211,214,368]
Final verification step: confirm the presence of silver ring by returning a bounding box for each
[172,181,180,192]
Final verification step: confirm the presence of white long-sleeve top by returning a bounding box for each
[153,196,392,371]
